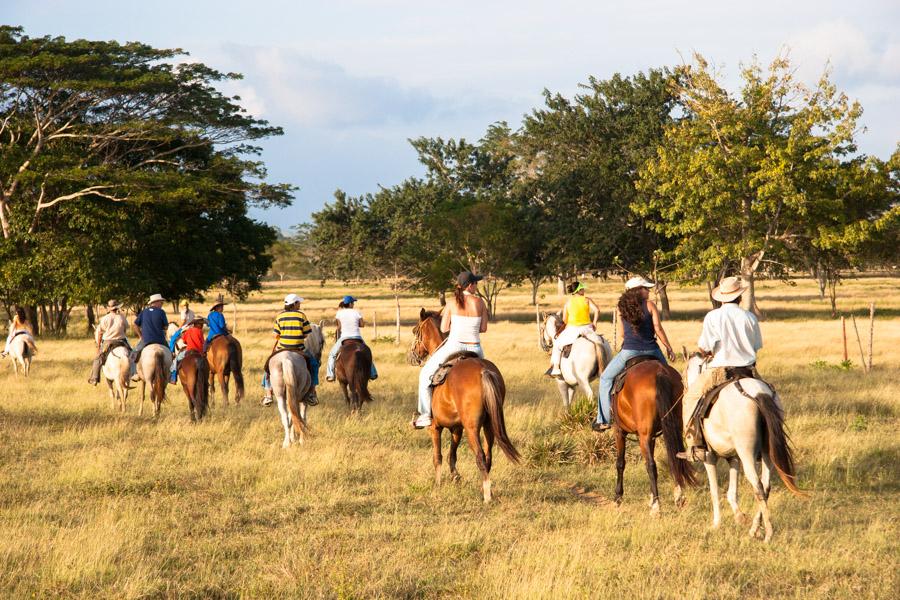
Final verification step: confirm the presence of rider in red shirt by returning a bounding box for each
[170,318,206,383]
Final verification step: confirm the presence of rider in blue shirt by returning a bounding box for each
[205,296,229,350]
[131,293,169,365]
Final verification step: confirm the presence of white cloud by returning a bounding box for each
[788,21,900,85]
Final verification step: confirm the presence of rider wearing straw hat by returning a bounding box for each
[131,293,169,368]
[679,276,763,461]
[204,294,230,350]
[88,299,130,385]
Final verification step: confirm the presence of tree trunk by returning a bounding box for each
[86,303,96,335]
[438,291,446,307]
[394,294,401,346]
[707,282,721,309]
[557,276,566,296]
[740,257,762,318]
[529,276,544,306]
[25,305,39,336]
[655,281,672,320]
[828,275,839,318]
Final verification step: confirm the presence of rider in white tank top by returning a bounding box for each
[448,315,482,344]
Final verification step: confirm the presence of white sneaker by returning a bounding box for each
[411,414,432,429]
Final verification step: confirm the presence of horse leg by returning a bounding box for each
[640,435,661,515]
[727,457,748,525]
[760,453,773,499]
[106,379,115,411]
[432,425,443,486]
[295,403,308,444]
[704,455,722,529]
[139,380,146,417]
[218,371,228,407]
[340,382,350,408]
[556,380,570,407]
[465,426,491,503]
[483,421,494,473]
[736,444,773,543]
[614,428,626,504]
[449,427,462,481]
[275,394,291,448]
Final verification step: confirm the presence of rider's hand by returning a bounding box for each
[666,346,676,362]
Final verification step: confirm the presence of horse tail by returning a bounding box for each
[282,357,306,434]
[24,337,37,355]
[655,371,697,487]
[152,352,167,404]
[756,392,805,496]
[227,340,244,401]
[351,347,372,404]
[194,354,210,419]
[481,368,521,464]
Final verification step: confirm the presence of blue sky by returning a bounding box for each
[5,1,899,231]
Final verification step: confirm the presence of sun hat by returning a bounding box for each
[570,281,585,294]
[624,276,655,291]
[457,271,484,287]
[711,276,750,303]
[210,294,226,310]
[147,293,165,305]
[190,317,207,327]
[284,293,304,306]
[342,295,357,305]
[179,299,190,308]
[106,299,120,310]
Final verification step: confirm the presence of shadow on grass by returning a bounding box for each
[807,446,900,492]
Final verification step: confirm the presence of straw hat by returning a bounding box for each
[147,293,165,305]
[210,294,226,310]
[711,276,750,303]
[179,299,190,308]
[190,317,207,327]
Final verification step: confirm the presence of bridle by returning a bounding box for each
[539,313,561,354]
[407,319,434,366]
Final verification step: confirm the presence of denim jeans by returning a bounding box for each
[262,353,320,390]
[417,340,483,416]
[596,347,666,424]
[326,336,378,379]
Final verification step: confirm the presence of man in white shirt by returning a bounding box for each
[179,300,196,329]
[681,277,763,461]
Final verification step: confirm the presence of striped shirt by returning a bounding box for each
[274,310,312,350]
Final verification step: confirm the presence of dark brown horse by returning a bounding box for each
[178,350,209,421]
[612,359,696,513]
[410,309,520,503]
[206,335,244,405]
[335,338,373,412]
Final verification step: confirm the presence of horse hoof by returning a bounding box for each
[649,504,660,516]
[675,495,687,509]
[282,441,290,449]
[734,512,750,526]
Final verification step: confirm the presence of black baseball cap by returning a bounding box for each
[457,271,484,287]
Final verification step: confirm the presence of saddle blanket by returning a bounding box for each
[429,351,480,387]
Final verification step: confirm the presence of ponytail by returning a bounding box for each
[454,286,466,308]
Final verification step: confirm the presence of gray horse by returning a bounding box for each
[540,313,612,407]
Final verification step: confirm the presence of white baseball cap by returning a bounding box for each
[624,276,655,290]
[284,293,304,305]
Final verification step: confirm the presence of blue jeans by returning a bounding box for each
[262,353,320,390]
[326,336,378,380]
[596,347,666,424]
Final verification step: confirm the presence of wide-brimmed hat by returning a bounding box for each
[457,271,484,287]
[210,294,226,310]
[625,276,655,291]
[106,299,120,310]
[147,293,165,305]
[190,317,207,327]
[712,276,750,303]
[179,299,190,308]
[284,293,304,306]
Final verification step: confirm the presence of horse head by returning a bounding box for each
[539,312,561,354]
[683,350,711,387]
[307,322,326,362]
[408,308,443,366]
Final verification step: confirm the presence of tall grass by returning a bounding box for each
[0,278,896,598]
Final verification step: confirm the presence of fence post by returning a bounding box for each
[373,311,377,339]
[851,314,868,374]
[868,303,875,371]
[841,316,848,362]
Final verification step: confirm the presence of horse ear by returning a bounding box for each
[681,345,689,362]
[317,319,327,329]
[419,308,426,320]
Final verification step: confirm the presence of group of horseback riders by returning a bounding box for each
[542,274,762,461]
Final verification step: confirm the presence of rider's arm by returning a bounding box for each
[479,298,488,333]
[561,303,569,325]
[648,300,675,360]
[615,309,624,350]
[588,298,601,326]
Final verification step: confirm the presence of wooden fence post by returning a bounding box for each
[868,303,875,371]
[851,314,868,374]
[841,316,848,362]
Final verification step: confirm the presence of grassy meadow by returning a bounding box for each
[0,277,897,599]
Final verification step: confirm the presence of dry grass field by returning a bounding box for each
[0,277,897,599]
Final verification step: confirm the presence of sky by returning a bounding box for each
[5,1,899,231]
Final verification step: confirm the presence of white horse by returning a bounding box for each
[6,333,37,377]
[102,345,132,412]
[684,353,804,542]
[137,344,173,417]
[166,323,186,352]
[267,322,325,449]
[540,313,612,406]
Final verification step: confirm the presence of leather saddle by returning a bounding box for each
[559,333,605,360]
[263,347,311,377]
[100,339,130,364]
[688,366,761,443]
[610,355,659,399]
[429,351,480,387]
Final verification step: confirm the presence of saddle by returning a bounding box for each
[100,339,130,364]
[610,355,659,399]
[429,351,480,387]
[263,347,311,377]
[559,333,605,360]
[688,366,762,445]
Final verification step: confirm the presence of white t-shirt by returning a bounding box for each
[180,308,196,326]
[698,303,763,368]
[336,308,362,339]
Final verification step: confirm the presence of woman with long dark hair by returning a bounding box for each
[412,271,489,429]
[593,277,676,431]
[325,295,377,382]
[2,306,34,357]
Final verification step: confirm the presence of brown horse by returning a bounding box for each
[335,339,373,412]
[612,359,696,513]
[178,350,209,421]
[206,335,244,405]
[410,309,520,503]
